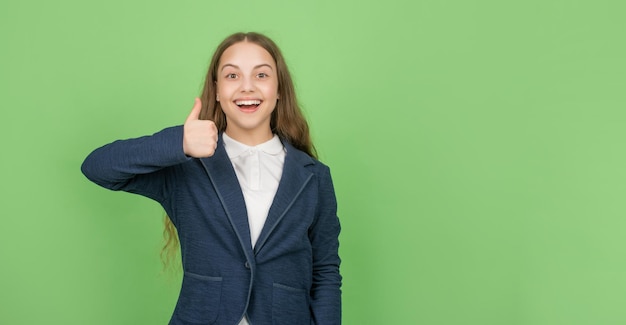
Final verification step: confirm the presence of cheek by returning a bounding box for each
[262,82,279,97]
[216,81,235,94]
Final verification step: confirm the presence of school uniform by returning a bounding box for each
[81,126,342,325]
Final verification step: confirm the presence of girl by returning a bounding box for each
[81,32,342,325]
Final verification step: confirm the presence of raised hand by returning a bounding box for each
[183,98,218,158]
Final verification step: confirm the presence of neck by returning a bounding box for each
[224,127,274,146]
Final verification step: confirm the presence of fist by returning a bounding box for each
[183,98,218,158]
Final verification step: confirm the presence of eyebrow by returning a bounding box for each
[220,63,274,71]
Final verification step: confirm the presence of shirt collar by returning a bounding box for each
[222,132,284,159]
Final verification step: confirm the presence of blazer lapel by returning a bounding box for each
[199,136,254,257]
[254,141,315,255]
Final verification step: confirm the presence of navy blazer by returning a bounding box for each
[81,126,342,325]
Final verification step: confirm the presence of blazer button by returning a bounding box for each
[244,261,250,269]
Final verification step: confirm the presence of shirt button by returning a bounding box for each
[244,261,250,269]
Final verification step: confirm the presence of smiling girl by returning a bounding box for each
[82,32,342,325]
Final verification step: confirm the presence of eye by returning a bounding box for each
[225,73,238,79]
[257,72,269,78]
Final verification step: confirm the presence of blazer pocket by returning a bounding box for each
[272,283,310,325]
[175,272,223,324]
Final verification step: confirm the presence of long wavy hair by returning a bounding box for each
[161,32,316,269]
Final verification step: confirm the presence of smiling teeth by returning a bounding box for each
[236,100,261,105]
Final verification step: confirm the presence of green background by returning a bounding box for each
[2,0,625,324]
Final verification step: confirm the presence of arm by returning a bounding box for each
[81,98,217,202]
[80,126,190,202]
[309,165,342,325]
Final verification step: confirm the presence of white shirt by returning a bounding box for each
[223,133,285,325]
[222,132,285,248]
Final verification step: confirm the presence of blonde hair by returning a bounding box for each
[162,32,316,268]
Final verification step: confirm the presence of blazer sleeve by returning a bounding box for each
[81,126,190,207]
[309,164,342,325]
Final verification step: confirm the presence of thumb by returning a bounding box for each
[186,98,202,122]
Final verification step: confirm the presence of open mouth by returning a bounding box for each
[235,99,262,111]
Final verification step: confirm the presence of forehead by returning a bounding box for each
[219,41,276,69]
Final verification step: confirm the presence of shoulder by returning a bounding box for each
[283,140,329,169]
[282,140,333,188]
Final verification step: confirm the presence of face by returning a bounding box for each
[216,41,279,143]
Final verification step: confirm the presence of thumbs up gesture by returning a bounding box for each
[183,98,218,158]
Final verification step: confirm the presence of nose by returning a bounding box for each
[241,75,255,92]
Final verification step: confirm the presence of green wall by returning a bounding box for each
[2,0,625,324]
